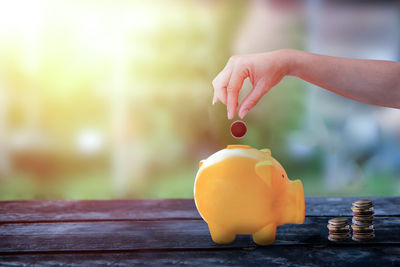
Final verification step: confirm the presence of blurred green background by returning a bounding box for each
[0,0,399,200]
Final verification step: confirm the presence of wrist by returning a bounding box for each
[278,49,301,77]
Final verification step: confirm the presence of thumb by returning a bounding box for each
[238,81,268,119]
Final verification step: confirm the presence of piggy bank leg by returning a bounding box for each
[208,224,236,244]
[252,224,277,245]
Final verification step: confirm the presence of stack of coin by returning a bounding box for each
[351,200,375,241]
[327,218,350,242]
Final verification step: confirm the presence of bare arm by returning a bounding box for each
[290,50,400,108]
[212,49,400,119]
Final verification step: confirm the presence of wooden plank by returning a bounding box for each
[1,217,399,253]
[0,199,200,222]
[307,197,400,217]
[1,246,400,266]
[1,197,399,223]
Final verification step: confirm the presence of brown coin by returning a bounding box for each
[351,224,374,231]
[352,216,374,226]
[352,234,375,242]
[352,221,373,227]
[328,218,348,226]
[352,200,373,208]
[230,120,247,139]
[351,206,374,213]
[353,229,375,235]
[329,229,350,234]
[353,216,374,221]
[330,232,350,237]
[327,224,350,231]
[352,211,374,216]
[328,234,350,242]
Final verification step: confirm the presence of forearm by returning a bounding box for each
[287,49,400,108]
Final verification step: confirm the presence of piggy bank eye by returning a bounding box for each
[281,174,285,179]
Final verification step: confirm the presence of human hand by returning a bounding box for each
[212,49,292,119]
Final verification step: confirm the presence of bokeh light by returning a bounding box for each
[0,0,399,200]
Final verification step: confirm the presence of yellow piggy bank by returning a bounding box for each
[194,145,305,245]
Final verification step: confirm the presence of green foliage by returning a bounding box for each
[0,0,396,200]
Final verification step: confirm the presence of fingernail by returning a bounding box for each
[239,108,249,118]
[212,95,216,104]
[228,111,231,119]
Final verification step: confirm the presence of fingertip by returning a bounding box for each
[221,94,227,105]
[228,105,236,120]
[227,100,236,120]
[238,107,249,119]
[221,97,227,105]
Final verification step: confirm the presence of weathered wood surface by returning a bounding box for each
[1,197,399,223]
[1,217,399,253]
[0,199,197,222]
[0,197,399,266]
[2,246,400,267]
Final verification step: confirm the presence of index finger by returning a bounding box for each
[226,66,247,119]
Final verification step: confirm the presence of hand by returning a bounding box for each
[212,49,292,119]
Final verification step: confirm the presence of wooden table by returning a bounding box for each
[0,197,399,266]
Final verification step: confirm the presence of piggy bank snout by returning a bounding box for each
[280,179,305,225]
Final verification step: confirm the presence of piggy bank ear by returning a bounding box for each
[255,160,273,187]
[199,160,205,168]
[261,148,271,157]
